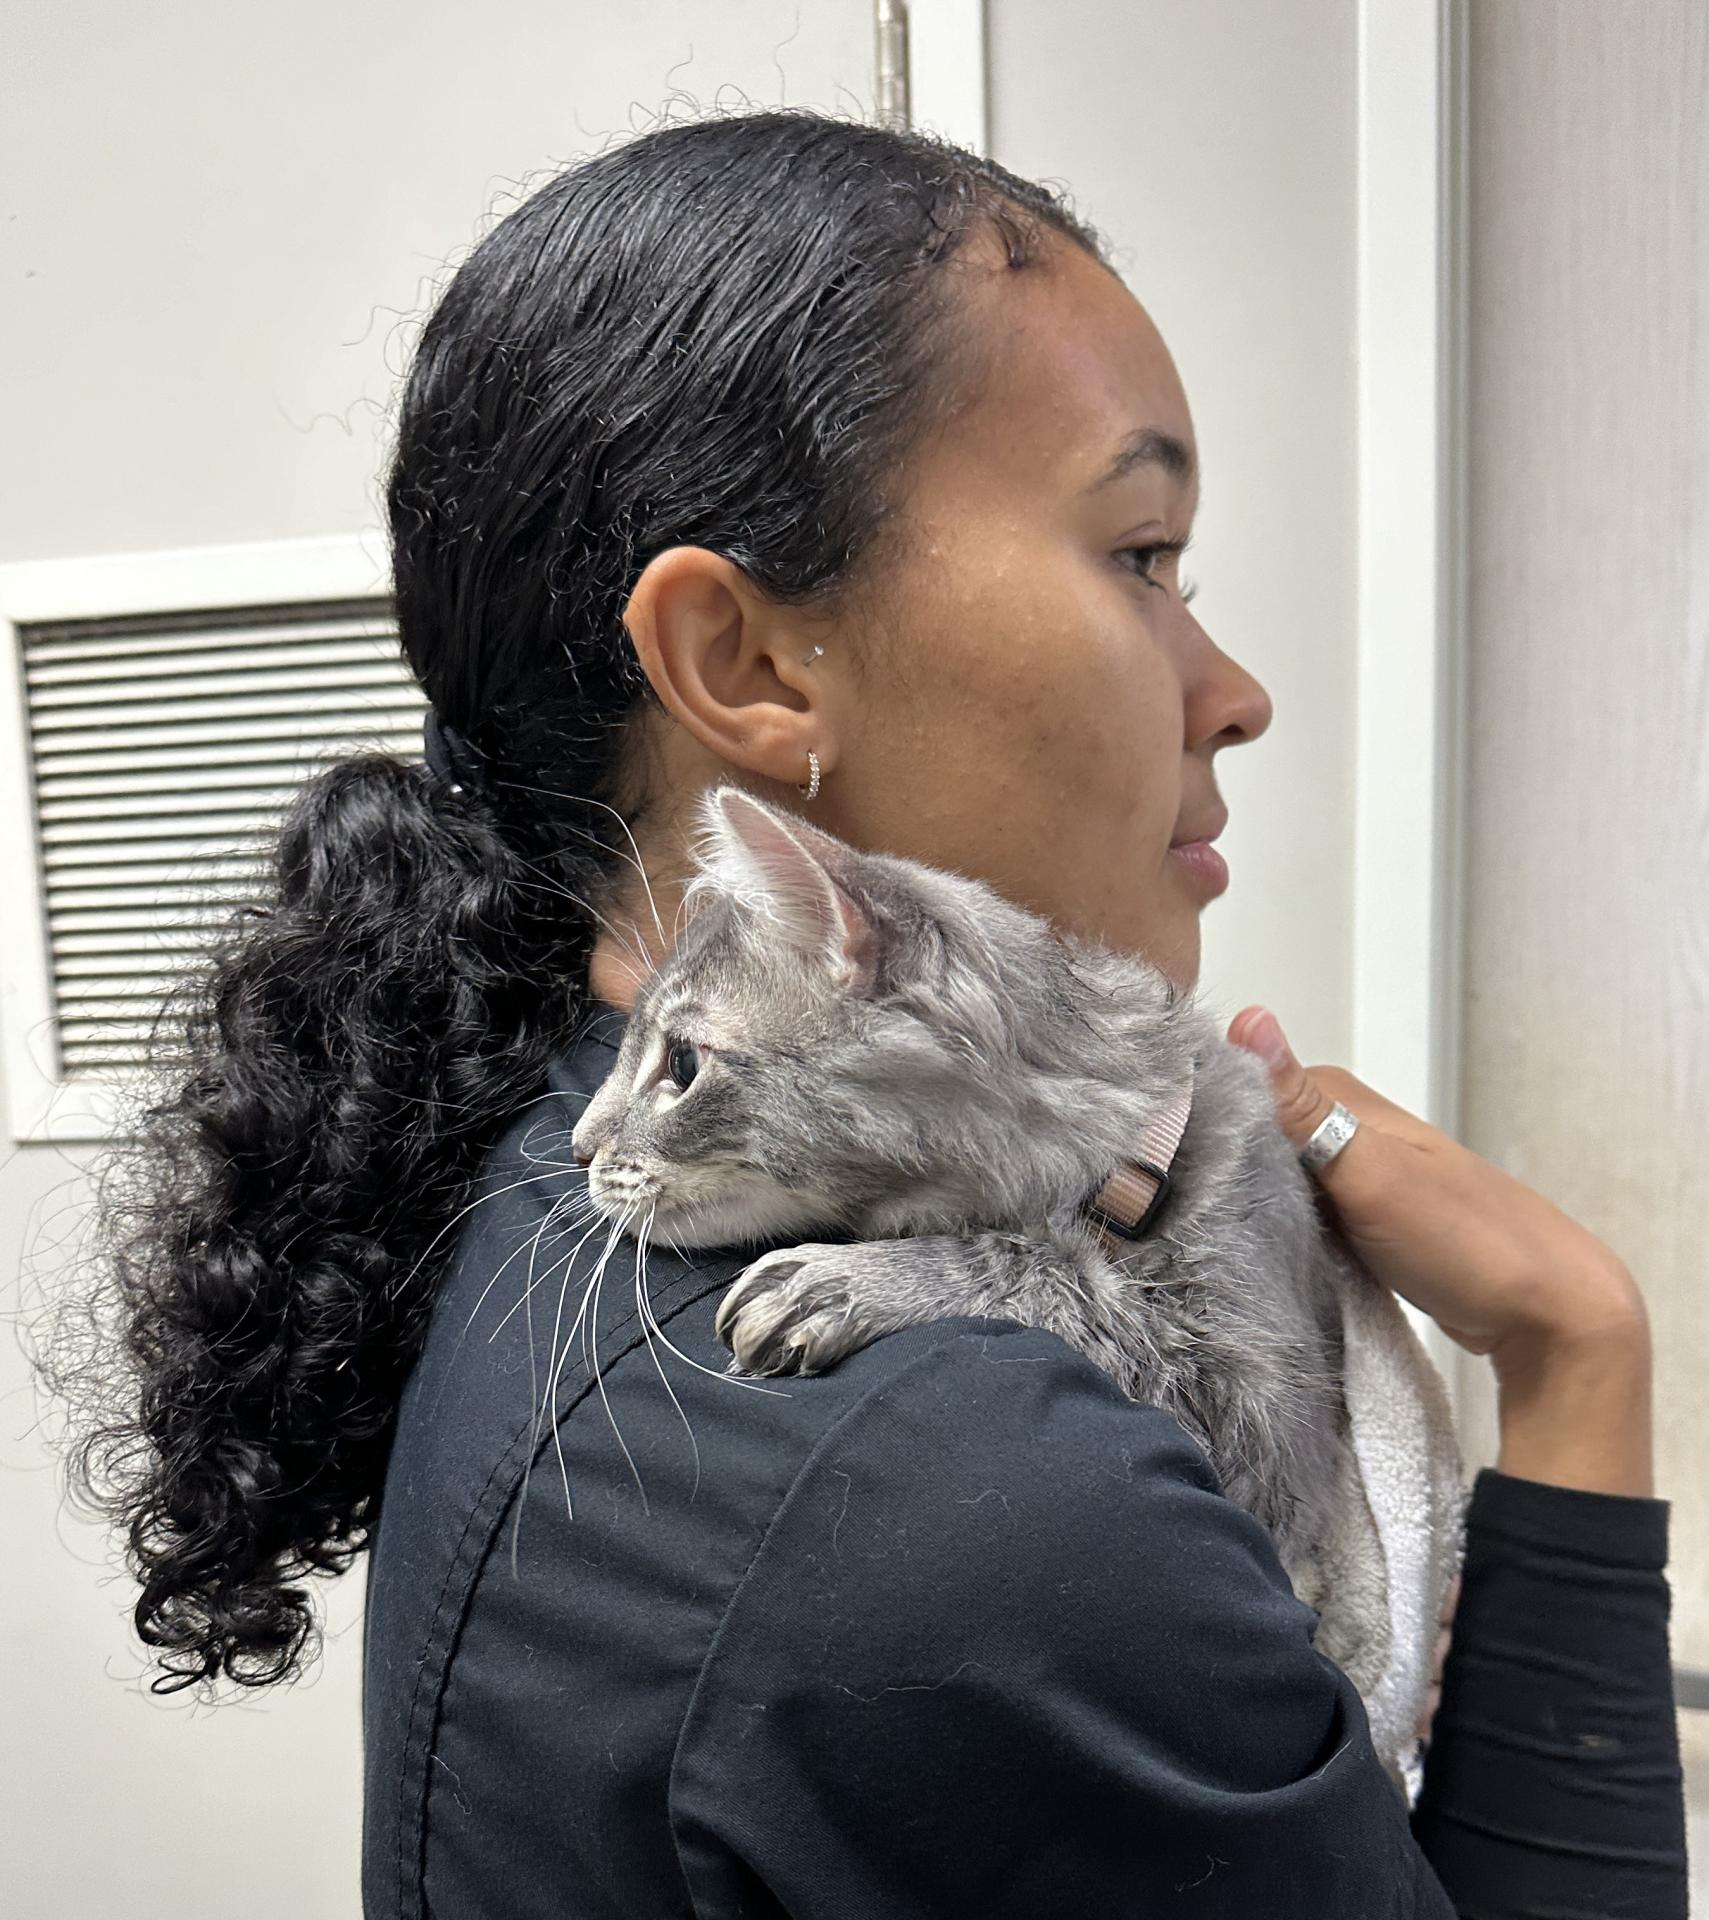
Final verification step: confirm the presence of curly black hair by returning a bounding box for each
[33,104,1110,1694]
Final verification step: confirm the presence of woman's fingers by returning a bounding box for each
[1225,1007,1340,1145]
[1225,1006,1418,1223]
[1225,1005,1642,1363]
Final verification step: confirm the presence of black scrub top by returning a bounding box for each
[361,1010,1688,1917]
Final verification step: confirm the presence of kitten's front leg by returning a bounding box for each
[715,1226,1143,1384]
[716,1232,1025,1376]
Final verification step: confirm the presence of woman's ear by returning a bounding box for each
[620,544,836,794]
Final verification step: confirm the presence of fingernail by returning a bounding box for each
[1246,1009,1295,1071]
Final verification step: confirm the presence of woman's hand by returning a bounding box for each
[1228,1006,1655,1497]
[1226,1006,1647,1372]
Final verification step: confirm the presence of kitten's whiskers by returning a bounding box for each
[578,1201,651,1518]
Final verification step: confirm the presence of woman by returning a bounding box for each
[61,110,1685,1914]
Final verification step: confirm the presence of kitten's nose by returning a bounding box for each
[572,1139,594,1167]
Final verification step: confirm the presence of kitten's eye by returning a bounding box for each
[665,1038,702,1092]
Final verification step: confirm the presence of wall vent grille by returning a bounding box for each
[16,595,420,1081]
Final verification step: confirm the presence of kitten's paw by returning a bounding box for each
[715,1245,871,1376]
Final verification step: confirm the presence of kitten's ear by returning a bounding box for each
[689,784,878,994]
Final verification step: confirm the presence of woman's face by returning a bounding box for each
[832,236,1272,990]
[596,232,1272,1008]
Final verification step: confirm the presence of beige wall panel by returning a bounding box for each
[1463,0,1708,1889]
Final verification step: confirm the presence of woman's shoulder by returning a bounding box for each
[752,1315,1314,1641]
[819,1311,1226,1494]
[670,1316,1433,1915]
[684,1314,1333,1759]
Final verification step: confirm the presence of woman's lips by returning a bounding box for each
[1166,838,1230,895]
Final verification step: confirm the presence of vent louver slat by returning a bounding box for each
[40,791,303,824]
[25,609,396,664]
[53,928,211,952]
[31,688,417,731]
[28,639,402,686]
[47,883,262,913]
[29,661,412,707]
[41,814,285,846]
[47,905,244,931]
[18,595,423,1082]
[41,764,321,800]
[56,952,207,978]
[33,733,419,777]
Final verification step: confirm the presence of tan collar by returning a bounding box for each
[1082,1062,1194,1243]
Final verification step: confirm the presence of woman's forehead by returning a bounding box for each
[919,244,1197,511]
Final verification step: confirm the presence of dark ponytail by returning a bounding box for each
[36,105,1108,1692]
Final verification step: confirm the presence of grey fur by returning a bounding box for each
[572,784,1388,1666]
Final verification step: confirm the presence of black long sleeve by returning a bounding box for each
[1410,1465,1688,1914]
[673,1332,1690,1916]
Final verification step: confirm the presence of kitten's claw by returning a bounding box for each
[716,1245,870,1376]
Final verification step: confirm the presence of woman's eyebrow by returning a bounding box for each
[1083,425,1197,494]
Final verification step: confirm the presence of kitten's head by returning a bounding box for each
[570,784,1192,1249]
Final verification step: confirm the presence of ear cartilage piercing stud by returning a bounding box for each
[802,644,825,665]
[798,749,821,800]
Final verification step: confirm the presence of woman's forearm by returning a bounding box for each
[1492,1302,1655,1497]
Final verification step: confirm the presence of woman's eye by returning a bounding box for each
[1119,538,1197,605]
[665,1038,701,1092]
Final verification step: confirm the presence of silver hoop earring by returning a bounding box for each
[797,749,821,800]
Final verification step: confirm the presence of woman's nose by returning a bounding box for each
[1202,640,1274,748]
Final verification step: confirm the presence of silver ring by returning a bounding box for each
[1299,1101,1359,1177]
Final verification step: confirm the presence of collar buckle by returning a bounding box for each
[1085,1156,1174,1240]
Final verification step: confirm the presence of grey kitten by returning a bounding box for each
[573,784,1385,1678]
